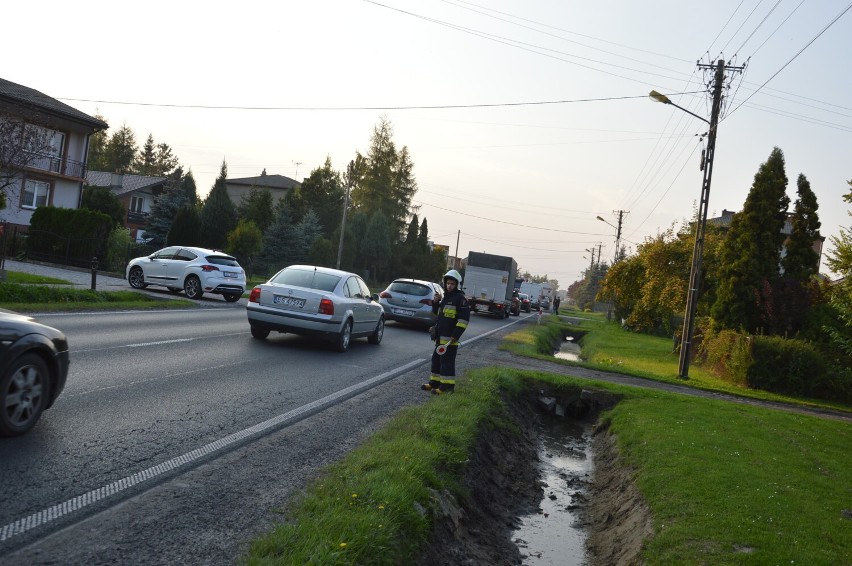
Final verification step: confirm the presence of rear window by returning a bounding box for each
[271,268,341,292]
[389,281,432,296]
[204,255,240,267]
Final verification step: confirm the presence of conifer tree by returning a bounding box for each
[104,124,137,173]
[144,183,191,245]
[81,185,126,227]
[782,173,821,280]
[199,160,238,249]
[711,147,790,333]
[167,205,201,246]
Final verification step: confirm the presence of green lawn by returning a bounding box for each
[0,280,194,311]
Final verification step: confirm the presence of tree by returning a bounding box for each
[181,170,198,206]
[86,112,109,172]
[361,211,392,280]
[257,206,294,275]
[145,182,192,245]
[199,160,238,250]
[81,185,125,227]
[238,186,275,233]
[103,124,137,173]
[782,174,821,280]
[226,219,263,268]
[166,205,201,246]
[134,134,179,177]
[291,209,324,265]
[0,112,55,208]
[296,157,345,239]
[712,147,790,333]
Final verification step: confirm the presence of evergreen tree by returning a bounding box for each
[361,211,391,280]
[297,157,345,239]
[104,124,137,173]
[181,170,198,206]
[417,217,429,248]
[712,147,790,333]
[81,185,125,227]
[782,173,821,280]
[86,112,109,171]
[405,214,419,245]
[199,160,238,250]
[225,219,263,269]
[257,206,294,275]
[145,183,192,245]
[308,237,335,267]
[238,186,276,234]
[166,205,201,246]
[292,209,324,265]
[134,134,179,177]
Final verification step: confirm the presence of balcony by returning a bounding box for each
[21,152,87,180]
[127,210,149,224]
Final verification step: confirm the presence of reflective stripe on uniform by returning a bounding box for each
[456,319,468,329]
[437,376,456,385]
[441,305,457,318]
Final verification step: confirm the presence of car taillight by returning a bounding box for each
[380,291,392,299]
[319,298,334,315]
[249,287,261,302]
[201,265,220,272]
[420,298,433,305]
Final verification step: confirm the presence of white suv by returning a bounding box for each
[126,246,246,302]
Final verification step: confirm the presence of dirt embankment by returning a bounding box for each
[415,387,653,565]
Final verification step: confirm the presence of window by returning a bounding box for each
[130,196,144,213]
[24,125,64,173]
[22,179,50,208]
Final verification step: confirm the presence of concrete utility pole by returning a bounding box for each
[614,210,626,263]
[336,160,355,270]
[677,59,742,379]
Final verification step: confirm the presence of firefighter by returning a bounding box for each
[421,269,470,394]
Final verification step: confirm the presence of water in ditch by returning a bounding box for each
[512,417,594,565]
[554,336,582,362]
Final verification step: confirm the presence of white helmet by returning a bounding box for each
[443,269,463,285]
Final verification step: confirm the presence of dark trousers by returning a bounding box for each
[431,342,459,385]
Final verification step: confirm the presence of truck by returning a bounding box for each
[519,281,543,309]
[462,252,518,318]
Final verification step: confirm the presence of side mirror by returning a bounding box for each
[371,293,379,302]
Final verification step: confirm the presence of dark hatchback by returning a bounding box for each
[0,309,69,436]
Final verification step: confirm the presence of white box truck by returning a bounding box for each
[463,252,518,318]
[519,281,543,309]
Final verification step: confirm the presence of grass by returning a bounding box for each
[3,271,72,285]
[505,311,852,414]
[244,360,852,564]
[0,280,194,311]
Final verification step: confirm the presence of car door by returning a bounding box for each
[357,277,381,330]
[144,247,179,285]
[167,248,198,286]
[344,277,368,333]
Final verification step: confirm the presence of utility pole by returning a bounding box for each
[292,160,303,180]
[453,230,460,270]
[596,243,602,268]
[613,210,626,263]
[678,59,741,379]
[336,160,355,270]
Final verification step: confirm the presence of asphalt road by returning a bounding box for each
[0,303,533,564]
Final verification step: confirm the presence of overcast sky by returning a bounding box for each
[5,1,851,286]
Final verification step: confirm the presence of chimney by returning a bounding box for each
[110,173,124,190]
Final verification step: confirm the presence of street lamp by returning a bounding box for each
[649,60,726,379]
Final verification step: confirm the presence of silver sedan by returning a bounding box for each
[246,265,384,352]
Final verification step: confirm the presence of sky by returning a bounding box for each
[5,0,851,287]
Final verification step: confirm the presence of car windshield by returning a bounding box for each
[271,268,341,292]
[388,281,431,296]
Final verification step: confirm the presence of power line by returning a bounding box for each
[726,3,852,119]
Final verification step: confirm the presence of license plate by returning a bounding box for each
[392,308,416,316]
[224,272,238,278]
[273,295,306,308]
[475,304,490,312]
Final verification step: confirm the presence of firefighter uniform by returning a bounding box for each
[422,270,470,394]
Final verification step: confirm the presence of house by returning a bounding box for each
[225,169,300,208]
[0,77,107,230]
[85,171,168,242]
[707,209,825,271]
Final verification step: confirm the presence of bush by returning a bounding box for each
[104,227,134,273]
[697,328,752,386]
[748,336,849,401]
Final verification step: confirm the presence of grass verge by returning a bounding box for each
[0,281,194,311]
[3,272,72,285]
[245,359,852,564]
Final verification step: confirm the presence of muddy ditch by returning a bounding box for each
[415,382,652,566]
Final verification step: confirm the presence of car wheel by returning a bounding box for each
[0,353,50,437]
[335,319,353,352]
[224,293,241,303]
[368,316,384,345]
[128,267,147,289]
[250,326,270,339]
[167,287,182,294]
[184,275,203,300]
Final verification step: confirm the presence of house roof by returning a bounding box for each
[0,77,108,131]
[86,171,168,197]
[226,173,300,190]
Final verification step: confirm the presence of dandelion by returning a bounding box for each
[351,493,358,499]
[378,505,385,510]
[340,542,347,548]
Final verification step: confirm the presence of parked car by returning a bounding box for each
[529,295,541,310]
[0,309,69,436]
[246,265,384,352]
[518,293,532,313]
[541,297,551,310]
[126,246,246,302]
[379,278,443,328]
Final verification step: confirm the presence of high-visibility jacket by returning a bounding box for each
[432,288,471,342]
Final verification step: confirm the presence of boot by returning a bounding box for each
[421,380,440,391]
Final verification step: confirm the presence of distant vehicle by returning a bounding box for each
[518,293,531,313]
[126,246,246,302]
[0,309,69,436]
[246,265,384,352]
[541,296,551,310]
[529,295,541,310]
[463,252,518,319]
[519,282,543,308]
[378,278,443,328]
